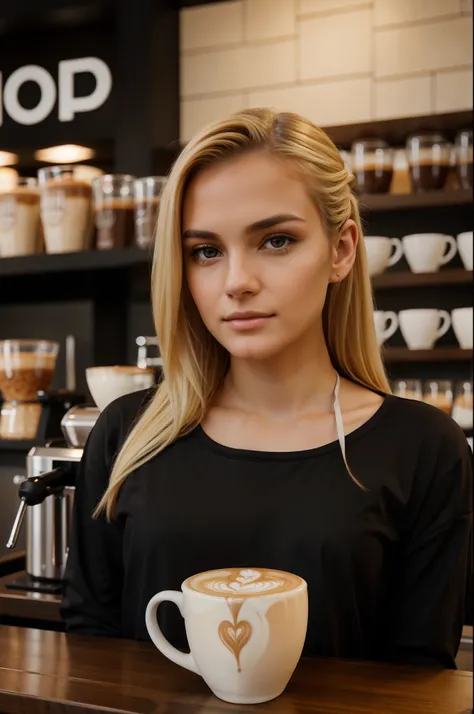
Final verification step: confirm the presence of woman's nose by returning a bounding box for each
[224,253,261,298]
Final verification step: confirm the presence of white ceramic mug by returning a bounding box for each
[398,309,451,350]
[86,366,155,411]
[402,233,457,273]
[364,236,403,277]
[452,307,473,349]
[145,567,308,705]
[373,311,398,346]
[457,232,473,271]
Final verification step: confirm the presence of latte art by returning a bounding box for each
[187,568,303,598]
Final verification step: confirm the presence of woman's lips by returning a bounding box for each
[224,315,275,331]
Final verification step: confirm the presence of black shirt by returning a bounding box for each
[61,388,472,668]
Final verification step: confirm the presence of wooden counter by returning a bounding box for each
[0,626,471,714]
[0,571,62,624]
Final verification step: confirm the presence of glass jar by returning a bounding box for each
[423,380,453,415]
[455,129,473,189]
[451,381,473,430]
[392,379,423,401]
[351,139,393,194]
[0,177,41,258]
[406,133,451,192]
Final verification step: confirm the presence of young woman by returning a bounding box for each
[61,109,472,668]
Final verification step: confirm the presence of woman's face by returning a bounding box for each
[182,151,355,361]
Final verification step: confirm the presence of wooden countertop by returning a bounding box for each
[0,627,471,714]
[0,571,62,623]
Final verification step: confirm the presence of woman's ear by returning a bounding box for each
[329,219,359,284]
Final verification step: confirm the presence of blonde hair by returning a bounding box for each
[95,108,390,520]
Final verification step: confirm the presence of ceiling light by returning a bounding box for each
[34,144,95,164]
[71,165,104,184]
[0,151,19,167]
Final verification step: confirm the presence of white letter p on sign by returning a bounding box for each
[59,57,112,122]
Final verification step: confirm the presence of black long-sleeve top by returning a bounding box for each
[61,388,472,668]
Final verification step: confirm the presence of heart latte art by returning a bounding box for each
[187,568,303,598]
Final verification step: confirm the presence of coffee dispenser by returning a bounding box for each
[5,335,162,593]
[5,406,99,593]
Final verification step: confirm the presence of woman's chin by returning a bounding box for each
[222,335,287,361]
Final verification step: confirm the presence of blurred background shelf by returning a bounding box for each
[372,269,472,290]
[384,348,472,363]
[359,188,473,212]
[0,247,151,277]
[0,440,46,452]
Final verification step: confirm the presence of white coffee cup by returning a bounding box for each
[402,233,457,273]
[399,309,451,350]
[373,310,398,346]
[86,365,155,411]
[364,236,403,277]
[457,232,473,271]
[452,307,473,349]
[145,567,308,704]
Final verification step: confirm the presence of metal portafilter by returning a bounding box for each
[6,465,75,550]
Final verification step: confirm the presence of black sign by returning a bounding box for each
[0,23,115,149]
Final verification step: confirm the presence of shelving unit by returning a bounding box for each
[0,247,151,278]
[372,268,472,290]
[359,188,472,212]
[384,348,473,364]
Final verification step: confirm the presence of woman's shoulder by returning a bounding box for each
[87,388,156,454]
[382,393,470,453]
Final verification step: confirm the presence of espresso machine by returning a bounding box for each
[5,336,161,594]
[5,405,99,593]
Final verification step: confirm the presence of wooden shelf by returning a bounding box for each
[0,439,45,453]
[384,347,472,363]
[372,268,472,290]
[324,110,473,149]
[0,247,151,277]
[359,188,472,212]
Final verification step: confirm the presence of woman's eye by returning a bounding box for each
[264,234,296,251]
[191,245,220,262]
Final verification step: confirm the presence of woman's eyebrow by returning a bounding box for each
[182,214,304,241]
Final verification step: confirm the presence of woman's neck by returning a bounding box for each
[218,331,338,419]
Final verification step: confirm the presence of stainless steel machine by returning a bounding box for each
[5,405,99,594]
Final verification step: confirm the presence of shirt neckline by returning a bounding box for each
[195,393,396,461]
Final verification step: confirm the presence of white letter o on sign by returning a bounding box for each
[4,65,57,126]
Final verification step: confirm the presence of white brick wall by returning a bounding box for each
[180,0,473,142]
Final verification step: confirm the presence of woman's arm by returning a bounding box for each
[383,423,472,668]
[60,404,125,637]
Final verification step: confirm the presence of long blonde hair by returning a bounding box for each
[95,108,390,520]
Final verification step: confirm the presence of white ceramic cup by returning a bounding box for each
[364,236,403,277]
[452,307,473,349]
[86,366,155,411]
[398,309,451,350]
[145,567,308,705]
[402,233,457,273]
[457,232,473,271]
[373,311,398,345]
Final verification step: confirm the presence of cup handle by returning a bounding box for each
[145,590,200,675]
[435,311,451,340]
[439,235,458,266]
[382,312,399,341]
[388,238,403,267]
